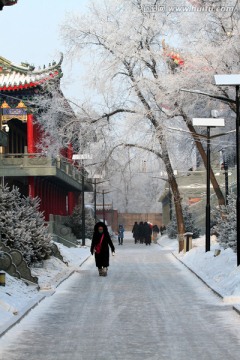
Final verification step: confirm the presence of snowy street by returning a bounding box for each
[1,235,240,360]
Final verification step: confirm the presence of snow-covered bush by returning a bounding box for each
[166,204,201,239]
[65,204,95,240]
[211,193,236,252]
[0,185,52,265]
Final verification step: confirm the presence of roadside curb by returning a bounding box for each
[0,253,91,338]
[171,251,223,299]
[171,251,240,316]
[0,293,46,337]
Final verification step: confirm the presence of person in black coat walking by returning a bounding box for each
[138,221,145,244]
[143,222,152,245]
[152,224,160,243]
[132,221,139,244]
[90,221,115,276]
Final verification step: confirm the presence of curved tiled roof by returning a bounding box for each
[0,54,63,91]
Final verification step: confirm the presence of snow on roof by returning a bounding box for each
[0,54,63,91]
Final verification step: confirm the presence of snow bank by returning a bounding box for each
[0,241,91,335]
[174,235,240,301]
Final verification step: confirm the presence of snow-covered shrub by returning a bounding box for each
[65,204,95,240]
[0,185,52,265]
[166,204,201,239]
[211,193,236,252]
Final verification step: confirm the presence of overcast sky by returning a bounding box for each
[0,0,89,100]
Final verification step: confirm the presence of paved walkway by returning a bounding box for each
[1,237,240,360]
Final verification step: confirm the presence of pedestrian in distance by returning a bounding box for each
[160,225,166,236]
[138,221,145,244]
[132,221,139,244]
[152,224,160,243]
[118,224,125,245]
[90,221,115,277]
[143,221,152,245]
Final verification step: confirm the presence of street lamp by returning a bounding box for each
[102,189,105,224]
[102,189,113,224]
[72,153,92,246]
[220,148,229,205]
[192,116,225,252]
[91,174,104,223]
[214,74,240,266]
[96,188,114,225]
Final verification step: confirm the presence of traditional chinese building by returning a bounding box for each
[0,55,92,233]
[0,0,17,11]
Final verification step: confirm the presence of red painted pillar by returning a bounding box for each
[63,192,67,215]
[44,182,49,220]
[39,179,45,216]
[53,185,57,214]
[27,113,34,154]
[27,113,35,197]
[59,191,66,215]
[35,178,39,197]
[68,192,75,215]
[67,143,73,161]
[44,181,49,221]
[59,187,62,214]
[28,177,35,198]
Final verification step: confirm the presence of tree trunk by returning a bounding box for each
[160,132,185,252]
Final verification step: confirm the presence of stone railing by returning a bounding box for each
[0,241,38,284]
[0,240,69,284]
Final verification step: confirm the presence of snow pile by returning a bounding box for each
[31,241,91,291]
[0,275,38,321]
[0,241,91,334]
[168,235,240,303]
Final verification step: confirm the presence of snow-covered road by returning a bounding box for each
[0,239,240,360]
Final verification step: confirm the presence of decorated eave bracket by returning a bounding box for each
[1,100,27,123]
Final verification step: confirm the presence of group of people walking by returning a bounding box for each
[132,222,166,244]
[132,221,155,245]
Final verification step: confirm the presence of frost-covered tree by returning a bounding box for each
[166,205,201,240]
[59,0,191,250]
[20,196,52,263]
[59,0,239,249]
[31,0,239,251]
[211,193,237,252]
[0,185,52,265]
[65,204,95,240]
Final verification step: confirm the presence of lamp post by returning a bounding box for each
[102,190,112,224]
[94,178,97,223]
[97,189,114,225]
[192,117,225,252]
[102,189,105,224]
[221,148,229,205]
[72,153,92,246]
[91,174,103,223]
[214,74,240,266]
[82,167,85,246]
